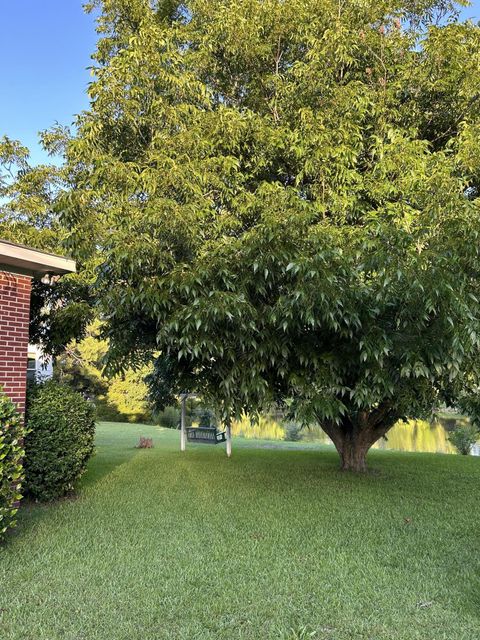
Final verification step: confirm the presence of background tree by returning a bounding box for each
[60,0,480,470]
[0,134,93,354]
[448,423,480,455]
[55,321,154,422]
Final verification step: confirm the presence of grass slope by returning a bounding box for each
[1,422,479,640]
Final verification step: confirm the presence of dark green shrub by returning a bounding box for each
[157,406,180,429]
[448,423,479,455]
[93,398,125,422]
[198,409,216,428]
[0,390,25,541]
[284,423,302,442]
[25,381,96,501]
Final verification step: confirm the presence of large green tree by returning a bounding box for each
[61,0,480,470]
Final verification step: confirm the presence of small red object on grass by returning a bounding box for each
[136,437,154,449]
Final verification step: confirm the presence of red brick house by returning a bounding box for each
[0,240,75,413]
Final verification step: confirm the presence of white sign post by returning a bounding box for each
[180,394,187,452]
[226,415,232,458]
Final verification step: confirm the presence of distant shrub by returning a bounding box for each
[448,423,479,455]
[284,423,302,442]
[197,408,216,428]
[24,381,96,501]
[0,391,25,542]
[93,398,125,422]
[157,406,180,429]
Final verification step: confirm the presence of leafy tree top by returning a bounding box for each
[0,133,94,353]
[58,0,480,457]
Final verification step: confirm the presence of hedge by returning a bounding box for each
[0,390,24,542]
[24,381,96,501]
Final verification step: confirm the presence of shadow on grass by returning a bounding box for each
[11,428,147,543]
[79,443,142,490]
[12,454,140,538]
[80,420,166,490]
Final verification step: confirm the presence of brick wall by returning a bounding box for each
[0,271,32,414]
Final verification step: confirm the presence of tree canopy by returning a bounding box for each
[41,0,480,469]
[0,135,93,353]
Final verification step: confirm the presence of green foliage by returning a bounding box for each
[231,414,285,440]
[0,135,61,250]
[55,322,153,423]
[448,423,479,455]
[106,368,153,422]
[0,134,94,355]
[284,423,302,442]
[197,409,215,428]
[455,392,480,431]
[156,406,180,429]
[0,391,24,542]
[54,0,480,466]
[145,356,179,413]
[24,381,96,501]
[382,418,455,453]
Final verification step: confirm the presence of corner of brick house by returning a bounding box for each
[0,240,75,414]
[0,271,32,414]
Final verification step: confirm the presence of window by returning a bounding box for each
[27,356,36,382]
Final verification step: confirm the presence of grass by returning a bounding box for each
[1,422,480,640]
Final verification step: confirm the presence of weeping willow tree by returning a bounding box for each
[58,0,480,470]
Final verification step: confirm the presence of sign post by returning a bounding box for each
[180,394,187,452]
[226,414,232,458]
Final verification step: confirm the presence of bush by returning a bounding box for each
[24,381,96,501]
[0,391,25,541]
[157,406,180,429]
[448,423,480,455]
[197,408,216,428]
[284,423,302,442]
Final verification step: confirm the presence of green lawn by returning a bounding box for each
[1,422,480,640]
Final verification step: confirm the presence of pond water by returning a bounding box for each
[232,414,480,455]
[470,442,480,456]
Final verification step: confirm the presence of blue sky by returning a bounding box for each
[1,1,479,167]
[1,2,97,166]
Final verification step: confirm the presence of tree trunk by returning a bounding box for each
[320,405,397,472]
[338,434,369,472]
